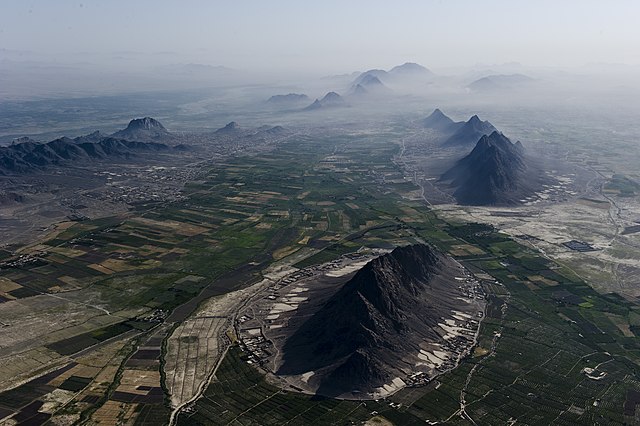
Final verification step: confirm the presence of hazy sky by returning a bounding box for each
[2,0,639,73]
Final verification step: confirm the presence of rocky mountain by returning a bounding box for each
[0,135,174,175]
[11,136,38,145]
[266,93,310,106]
[277,244,477,397]
[468,73,535,92]
[423,109,464,134]
[358,74,385,88]
[350,75,390,97]
[214,121,241,134]
[353,69,388,85]
[304,92,347,110]
[440,131,539,205]
[111,117,171,141]
[73,131,104,144]
[351,63,432,87]
[259,125,288,136]
[443,114,496,147]
[388,62,433,77]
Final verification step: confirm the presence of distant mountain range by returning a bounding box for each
[353,69,389,85]
[256,125,288,136]
[212,122,291,140]
[350,74,390,97]
[304,62,434,105]
[467,74,535,92]
[304,92,347,110]
[443,115,496,147]
[358,74,385,88]
[423,109,497,147]
[389,62,433,77]
[351,62,433,88]
[422,108,462,133]
[440,131,541,205]
[214,121,241,134]
[266,93,310,106]
[0,118,183,175]
[111,117,171,141]
[277,244,475,397]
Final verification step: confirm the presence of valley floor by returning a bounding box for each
[0,122,639,425]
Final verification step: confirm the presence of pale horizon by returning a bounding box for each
[2,0,640,75]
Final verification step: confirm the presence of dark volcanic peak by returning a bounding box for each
[443,114,496,147]
[277,244,474,396]
[266,93,310,104]
[440,131,536,205]
[0,136,173,175]
[111,117,170,140]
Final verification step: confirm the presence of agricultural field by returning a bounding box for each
[386,222,640,425]
[1,124,639,425]
[176,345,379,426]
[0,127,437,424]
[179,217,640,425]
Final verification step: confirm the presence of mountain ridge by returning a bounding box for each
[276,244,479,397]
[304,92,347,110]
[440,131,540,205]
[111,117,171,141]
[443,114,496,147]
[0,133,178,175]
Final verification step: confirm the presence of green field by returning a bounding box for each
[1,128,639,424]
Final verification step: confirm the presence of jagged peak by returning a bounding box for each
[11,136,38,146]
[125,117,167,131]
[215,121,240,133]
[276,242,475,397]
[475,131,516,151]
[426,108,450,120]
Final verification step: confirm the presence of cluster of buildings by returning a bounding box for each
[0,252,47,269]
[236,317,273,366]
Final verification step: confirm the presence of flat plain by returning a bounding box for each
[0,110,639,425]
